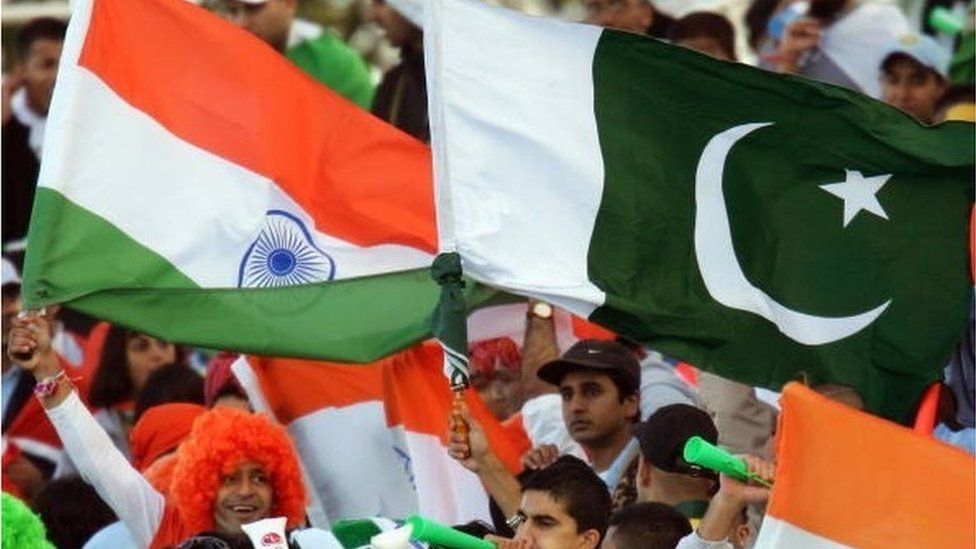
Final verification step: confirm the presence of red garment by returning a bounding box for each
[5,354,91,464]
[130,403,205,471]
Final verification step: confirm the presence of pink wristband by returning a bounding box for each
[33,370,66,399]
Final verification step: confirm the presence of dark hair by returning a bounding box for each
[668,12,737,61]
[16,17,67,59]
[607,502,692,549]
[134,363,204,420]
[935,84,975,114]
[32,476,117,549]
[90,325,185,409]
[521,455,612,541]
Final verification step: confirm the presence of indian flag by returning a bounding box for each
[756,383,974,548]
[424,0,974,421]
[232,342,522,527]
[21,0,481,362]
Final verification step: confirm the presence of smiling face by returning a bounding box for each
[559,370,638,448]
[214,460,274,533]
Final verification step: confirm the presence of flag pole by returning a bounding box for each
[431,252,472,455]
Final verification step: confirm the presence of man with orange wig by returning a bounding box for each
[9,315,308,548]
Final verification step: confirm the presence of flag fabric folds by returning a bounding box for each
[424,0,974,420]
[22,0,451,363]
[234,342,523,527]
[756,383,975,548]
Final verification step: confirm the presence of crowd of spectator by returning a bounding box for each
[1,0,973,547]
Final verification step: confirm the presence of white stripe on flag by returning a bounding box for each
[232,358,331,528]
[754,516,854,549]
[425,0,607,315]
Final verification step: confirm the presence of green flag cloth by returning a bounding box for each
[425,0,974,421]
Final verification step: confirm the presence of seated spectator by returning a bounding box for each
[764,0,909,97]
[222,0,375,109]
[366,0,430,142]
[89,326,183,457]
[449,340,642,523]
[469,337,525,421]
[634,404,719,526]
[675,455,774,549]
[667,12,737,61]
[134,363,204,420]
[2,259,91,496]
[602,501,692,549]
[3,17,66,252]
[8,315,313,547]
[32,475,117,549]
[934,84,975,123]
[880,33,950,125]
[488,455,611,549]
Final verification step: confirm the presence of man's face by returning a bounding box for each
[584,0,653,34]
[514,490,600,549]
[471,369,524,421]
[22,38,62,116]
[881,56,947,125]
[213,460,274,533]
[366,0,422,49]
[559,370,638,448]
[226,0,296,53]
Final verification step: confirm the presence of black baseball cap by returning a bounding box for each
[634,404,719,478]
[537,339,640,392]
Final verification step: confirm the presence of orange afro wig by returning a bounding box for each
[169,407,306,534]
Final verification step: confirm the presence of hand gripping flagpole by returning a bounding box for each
[431,252,472,456]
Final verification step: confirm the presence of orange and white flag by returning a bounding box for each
[234,342,523,527]
[756,382,974,548]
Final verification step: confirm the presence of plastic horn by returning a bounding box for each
[682,436,772,487]
[405,515,494,549]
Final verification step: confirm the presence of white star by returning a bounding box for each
[819,170,892,227]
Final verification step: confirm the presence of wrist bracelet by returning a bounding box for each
[33,370,67,399]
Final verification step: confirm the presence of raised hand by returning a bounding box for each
[7,313,52,373]
[447,400,491,473]
[520,444,559,471]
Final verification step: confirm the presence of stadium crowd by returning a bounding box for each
[1,0,973,547]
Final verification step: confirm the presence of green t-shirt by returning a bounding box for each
[287,32,375,109]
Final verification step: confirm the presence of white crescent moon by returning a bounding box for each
[693,122,890,346]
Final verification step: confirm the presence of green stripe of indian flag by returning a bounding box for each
[425,0,606,316]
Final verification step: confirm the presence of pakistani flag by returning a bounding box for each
[21,0,500,363]
[425,0,974,420]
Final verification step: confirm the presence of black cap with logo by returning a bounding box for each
[536,339,640,393]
